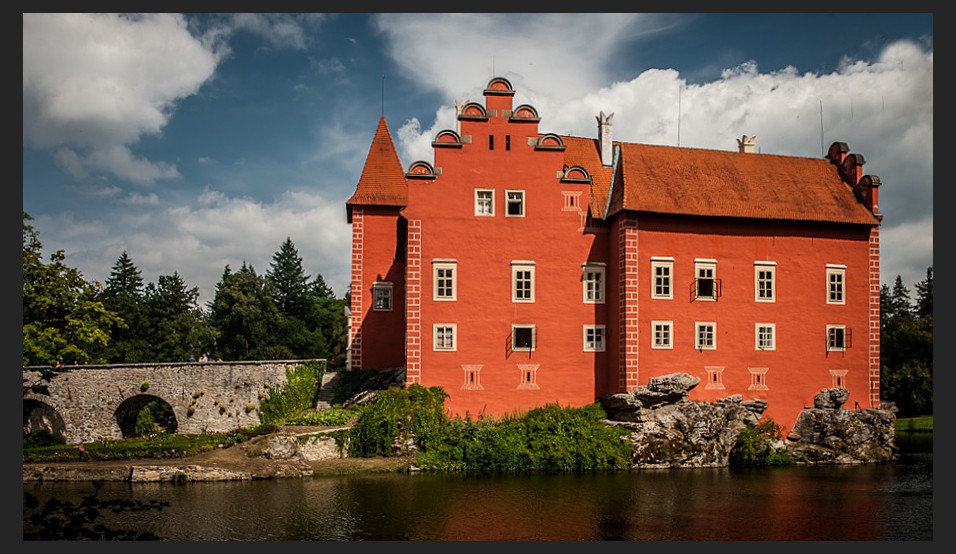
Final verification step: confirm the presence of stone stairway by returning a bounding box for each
[315,371,339,411]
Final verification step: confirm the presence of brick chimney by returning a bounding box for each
[737,135,756,153]
[597,111,614,167]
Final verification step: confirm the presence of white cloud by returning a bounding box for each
[23,13,222,185]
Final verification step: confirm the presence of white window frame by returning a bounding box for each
[651,257,674,300]
[505,189,525,217]
[651,320,673,350]
[433,324,457,352]
[583,325,606,352]
[475,189,494,216]
[512,261,535,303]
[696,321,717,350]
[582,263,606,304]
[755,323,776,351]
[432,259,457,301]
[512,324,537,352]
[694,259,718,301]
[827,265,846,305]
[755,261,776,302]
[827,324,847,352]
[372,282,393,311]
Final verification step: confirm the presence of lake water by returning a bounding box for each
[22,433,933,541]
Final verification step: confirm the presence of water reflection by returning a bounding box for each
[23,435,932,541]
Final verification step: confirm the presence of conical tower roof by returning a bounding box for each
[346,116,407,219]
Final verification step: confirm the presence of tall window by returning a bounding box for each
[506,190,525,217]
[755,262,776,302]
[652,321,673,349]
[583,325,606,352]
[694,259,718,300]
[827,265,846,305]
[372,282,392,311]
[475,189,494,216]
[582,263,605,303]
[512,261,535,302]
[651,257,674,299]
[433,260,457,301]
[696,322,716,350]
[433,324,456,351]
[756,323,775,350]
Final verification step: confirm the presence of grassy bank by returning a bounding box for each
[895,415,933,433]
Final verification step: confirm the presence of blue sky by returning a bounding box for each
[22,13,934,308]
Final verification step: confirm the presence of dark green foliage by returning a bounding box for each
[416,403,633,472]
[99,251,151,363]
[143,272,218,362]
[880,268,933,417]
[285,407,355,426]
[331,369,383,405]
[23,480,168,540]
[729,419,791,467]
[267,237,313,320]
[23,429,65,448]
[257,361,325,424]
[22,212,124,366]
[348,384,449,457]
[133,400,177,437]
[23,426,276,463]
[207,263,284,360]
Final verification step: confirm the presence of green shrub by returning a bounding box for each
[285,407,355,426]
[729,418,792,467]
[331,369,381,405]
[258,361,325,424]
[23,429,65,448]
[347,384,448,457]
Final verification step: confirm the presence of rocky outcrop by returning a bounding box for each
[600,373,769,468]
[785,391,898,464]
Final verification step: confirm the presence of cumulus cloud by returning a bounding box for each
[23,13,222,185]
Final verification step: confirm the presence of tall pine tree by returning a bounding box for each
[100,251,150,362]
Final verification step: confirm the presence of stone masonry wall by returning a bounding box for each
[23,360,321,444]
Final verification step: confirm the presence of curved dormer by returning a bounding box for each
[484,77,515,96]
[432,129,464,148]
[458,102,488,121]
[406,161,438,180]
[510,104,540,123]
[560,165,592,184]
[534,133,566,151]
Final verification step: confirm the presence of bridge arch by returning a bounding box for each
[23,398,66,442]
[114,394,179,438]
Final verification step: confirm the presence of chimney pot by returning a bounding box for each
[737,134,757,153]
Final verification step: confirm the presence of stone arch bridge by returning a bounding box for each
[23,360,324,445]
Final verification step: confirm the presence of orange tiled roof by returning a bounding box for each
[561,136,615,219]
[346,117,407,208]
[610,142,878,225]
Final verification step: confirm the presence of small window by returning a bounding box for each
[434,324,456,351]
[475,189,494,216]
[827,325,850,352]
[583,325,606,352]
[748,368,769,391]
[652,320,673,349]
[582,263,605,304]
[506,190,525,217]
[461,364,483,390]
[372,282,392,311]
[705,366,726,390]
[512,325,536,352]
[696,322,716,350]
[693,259,719,301]
[827,265,846,305]
[489,134,495,150]
[512,261,535,302]
[830,369,848,389]
[433,260,457,301]
[756,323,775,350]
[517,363,540,389]
[652,258,674,300]
[755,262,776,302]
[505,135,511,151]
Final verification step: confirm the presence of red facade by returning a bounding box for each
[346,77,883,433]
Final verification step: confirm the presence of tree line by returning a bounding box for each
[22,212,349,368]
[880,267,933,418]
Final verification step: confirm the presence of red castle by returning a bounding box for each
[345,76,883,433]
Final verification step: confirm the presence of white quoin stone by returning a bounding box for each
[737,135,757,153]
[597,111,614,167]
